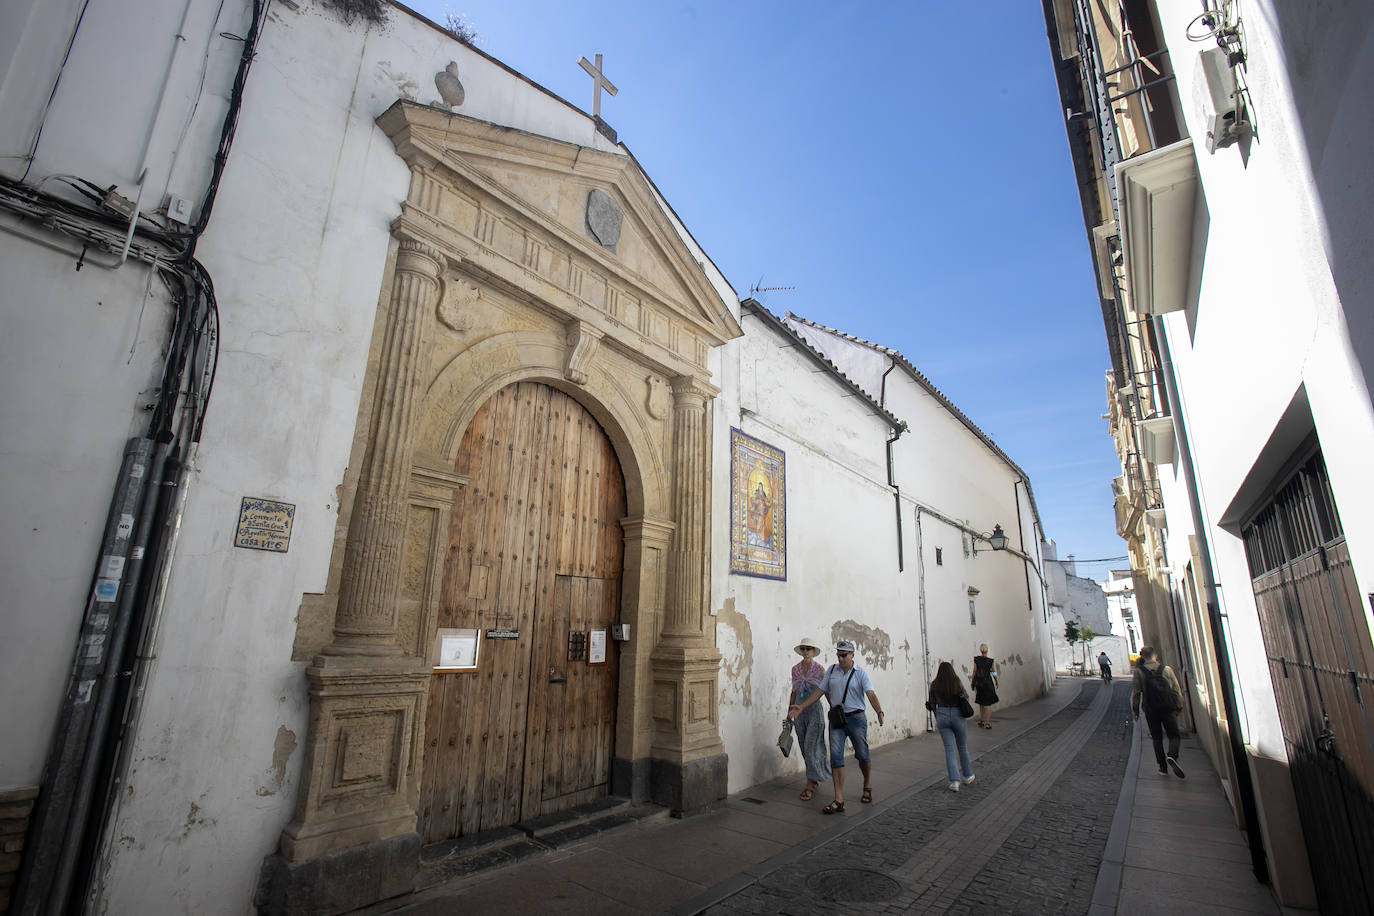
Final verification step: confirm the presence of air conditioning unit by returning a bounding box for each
[1194,47,1243,153]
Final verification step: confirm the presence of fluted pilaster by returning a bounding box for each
[329,238,444,654]
[661,375,714,640]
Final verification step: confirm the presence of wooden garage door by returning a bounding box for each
[419,382,626,843]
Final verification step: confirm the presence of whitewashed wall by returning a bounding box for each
[711,311,909,792]
[1142,1,1374,761]
[881,359,1053,705]
[711,312,1053,793]
[1,0,736,912]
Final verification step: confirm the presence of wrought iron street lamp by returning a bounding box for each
[973,523,1009,554]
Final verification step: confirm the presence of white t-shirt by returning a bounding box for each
[820,664,873,713]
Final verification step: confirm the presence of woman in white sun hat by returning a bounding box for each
[787,637,831,801]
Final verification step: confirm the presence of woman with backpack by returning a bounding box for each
[1131,645,1186,777]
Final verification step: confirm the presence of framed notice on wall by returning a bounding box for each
[433,627,480,671]
[588,628,607,665]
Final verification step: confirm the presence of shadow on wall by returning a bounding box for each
[1265,5,1374,396]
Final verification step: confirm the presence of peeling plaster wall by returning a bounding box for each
[712,312,1054,793]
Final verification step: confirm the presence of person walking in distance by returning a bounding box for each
[1132,645,1186,777]
[970,643,998,729]
[1098,650,1113,683]
[788,639,885,814]
[927,661,976,792]
[786,637,831,802]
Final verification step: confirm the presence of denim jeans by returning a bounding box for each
[827,709,870,768]
[1144,708,1181,767]
[936,706,974,782]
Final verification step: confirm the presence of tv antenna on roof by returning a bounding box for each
[748,279,796,297]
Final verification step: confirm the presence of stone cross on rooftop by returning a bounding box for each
[577,53,617,119]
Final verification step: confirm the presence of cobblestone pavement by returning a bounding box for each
[704,680,1131,915]
[373,679,1277,915]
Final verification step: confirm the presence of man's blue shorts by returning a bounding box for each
[828,709,870,768]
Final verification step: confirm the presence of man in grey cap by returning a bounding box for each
[788,639,885,813]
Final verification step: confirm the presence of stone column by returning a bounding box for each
[260,235,444,914]
[661,375,713,642]
[330,238,445,654]
[613,515,675,801]
[649,374,727,815]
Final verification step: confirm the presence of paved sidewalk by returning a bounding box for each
[1095,713,1280,916]
[373,677,1282,914]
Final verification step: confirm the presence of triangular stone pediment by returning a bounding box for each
[377,101,741,371]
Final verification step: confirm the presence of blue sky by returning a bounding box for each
[405,0,1126,572]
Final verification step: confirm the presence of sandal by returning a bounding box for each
[822,801,845,815]
[860,787,873,804]
[799,785,815,801]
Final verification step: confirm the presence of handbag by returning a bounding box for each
[957,693,976,719]
[777,719,794,757]
[826,666,857,729]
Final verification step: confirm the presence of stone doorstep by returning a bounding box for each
[412,798,669,892]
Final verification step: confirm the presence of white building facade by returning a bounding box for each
[1046,1,1374,910]
[1100,570,1141,657]
[711,306,1055,793]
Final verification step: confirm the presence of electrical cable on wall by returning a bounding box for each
[6,2,266,912]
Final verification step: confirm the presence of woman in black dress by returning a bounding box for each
[971,643,999,729]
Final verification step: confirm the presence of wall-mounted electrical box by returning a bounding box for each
[166,195,194,225]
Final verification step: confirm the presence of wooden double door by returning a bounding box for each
[1244,449,1374,913]
[420,382,626,843]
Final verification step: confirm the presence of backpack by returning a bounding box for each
[1142,662,1177,712]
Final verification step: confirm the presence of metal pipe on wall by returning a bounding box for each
[915,507,932,732]
[887,429,905,572]
[84,443,197,910]
[12,438,155,915]
[1014,479,1035,615]
[881,358,904,572]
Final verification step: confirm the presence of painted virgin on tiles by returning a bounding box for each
[730,428,786,580]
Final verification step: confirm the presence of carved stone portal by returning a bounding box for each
[266,101,743,913]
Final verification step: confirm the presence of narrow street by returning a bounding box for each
[372,678,1279,915]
